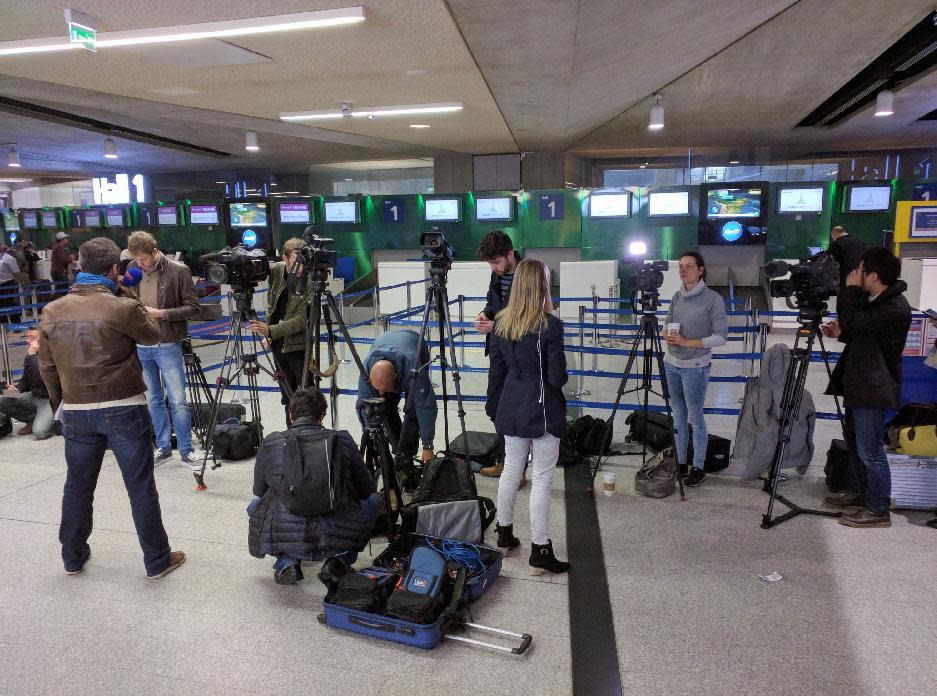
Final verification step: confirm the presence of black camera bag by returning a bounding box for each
[626,411,673,451]
[0,412,11,438]
[824,439,850,493]
[567,415,613,456]
[686,433,732,473]
[445,432,503,468]
[411,455,477,503]
[331,568,399,613]
[212,420,258,460]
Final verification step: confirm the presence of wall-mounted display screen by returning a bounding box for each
[475,196,513,221]
[778,187,824,213]
[279,201,311,224]
[190,204,219,225]
[424,198,461,222]
[847,185,891,212]
[2,210,20,232]
[106,208,126,227]
[648,191,690,217]
[21,211,39,229]
[84,209,102,228]
[157,205,178,226]
[229,202,268,228]
[324,200,359,223]
[41,210,59,229]
[705,188,762,218]
[588,192,630,218]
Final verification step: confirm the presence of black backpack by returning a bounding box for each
[411,455,477,504]
[567,415,613,456]
[445,432,503,468]
[212,420,259,460]
[280,428,342,517]
[0,412,11,438]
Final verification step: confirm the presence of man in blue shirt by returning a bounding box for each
[356,329,437,464]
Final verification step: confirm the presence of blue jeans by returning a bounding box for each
[139,342,193,455]
[60,405,171,575]
[273,493,381,571]
[0,392,54,439]
[843,408,891,514]
[664,362,710,470]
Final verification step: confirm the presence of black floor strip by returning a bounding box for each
[564,465,623,696]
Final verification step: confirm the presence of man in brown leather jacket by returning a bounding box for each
[126,231,202,467]
[39,236,185,579]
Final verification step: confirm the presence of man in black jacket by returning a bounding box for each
[0,328,54,438]
[473,231,521,355]
[822,247,912,528]
[248,387,379,585]
[829,226,866,292]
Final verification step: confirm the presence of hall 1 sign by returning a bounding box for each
[911,183,937,201]
[383,198,406,224]
[92,173,147,205]
[539,193,564,221]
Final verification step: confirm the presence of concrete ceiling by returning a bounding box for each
[0,0,934,182]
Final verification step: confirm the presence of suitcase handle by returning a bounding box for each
[348,615,397,633]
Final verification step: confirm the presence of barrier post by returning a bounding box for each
[1,323,11,387]
[372,286,381,338]
[31,286,39,321]
[568,305,591,397]
[337,293,350,364]
[591,288,599,371]
[405,280,412,314]
[458,294,466,366]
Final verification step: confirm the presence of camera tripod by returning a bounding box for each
[761,303,843,528]
[359,399,405,540]
[588,290,686,500]
[181,337,215,447]
[194,288,291,491]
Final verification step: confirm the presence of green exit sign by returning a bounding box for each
[68,23,96,52]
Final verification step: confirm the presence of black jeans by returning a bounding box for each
[60,405,171,575]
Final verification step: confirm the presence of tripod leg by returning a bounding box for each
[322,304,341,430]
[397,291,436,460]
[437,286,471,471]
[435,290,450,448]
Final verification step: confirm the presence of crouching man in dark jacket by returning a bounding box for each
[821,247,912,528]
[248,387,379,585]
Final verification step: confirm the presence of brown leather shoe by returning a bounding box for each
[479,461,503,477]
[17,424,32,436]
[838,509,891,528]
[823,492,863,511]
[147,550,186,579]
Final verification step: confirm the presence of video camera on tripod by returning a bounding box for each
[621,258,668,313]
[295,227,338,284]
[204,245,270,289]
[421,227,454,277]
[764,253,839,316]
[360,397,386,429]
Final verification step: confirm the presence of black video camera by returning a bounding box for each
[765,253,839,305]
[297,225,338,282]
[205,245,270,288]
[622,259,668,293]
[361,397,386,428]
[421,227,454,271]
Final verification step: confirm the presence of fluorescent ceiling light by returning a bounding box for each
[0,7,365,57]
[729,159,740,164]
[215,180,226,184]
[7,145,21,167]
[245,131,259,151]
[0,177,31,183]
[648,94,664,130]
[874,89,894,117]
[409,124,431,129]
[280,102,463,122]
[103,137,117,159]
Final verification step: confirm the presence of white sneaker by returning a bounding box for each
[180,449,205,471]
[154,448,172,467]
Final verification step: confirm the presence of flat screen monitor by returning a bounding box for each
[648,191,690,217]
[588,192,630,218]
[84,209,102,228]
[21,211,39,229]
[475,196,513,221]
[229,202,268,228]
[705,188,762,218]
[807,246,823,256]
[778,187,824,213]
[157,205,179,226]
[279,201,311,225]
[2,210,19,232]
[424,198,461,222]
[106,208,126,227]
[190,204,219,225]
[847,185,891,212]
[324,200,359,223]
[41,210,59,229]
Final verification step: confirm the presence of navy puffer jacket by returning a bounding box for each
[248,419,376,560]
[486,313,568,439]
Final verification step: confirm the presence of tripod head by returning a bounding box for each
[231,287,256,316]
[292,226,338,295]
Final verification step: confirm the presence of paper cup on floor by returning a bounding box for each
[602,471,616,496]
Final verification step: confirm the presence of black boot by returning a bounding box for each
[529,540,570,575]
[496,524,520,552]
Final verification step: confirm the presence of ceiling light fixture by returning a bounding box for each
[874,89,894,117]
[0,7,366,56]
[280,102,463,122]
[103,137,117,159]
[0,177,31,183]
[648,94,664,130]
[729,159,740,165]
[409,124,431,129]
[7,144,21,167]
[245,131,259,151]
[215,180,226,184]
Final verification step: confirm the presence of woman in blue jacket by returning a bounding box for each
[486,259,570,575]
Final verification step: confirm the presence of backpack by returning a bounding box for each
[634,448,677,498]
[404,455,494,543]
[567,415,613,456]
[411,455,477,504]
[626,411,673,451]
[281,428,343,517]
[445,432,503,468]
[212,420,259,460]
